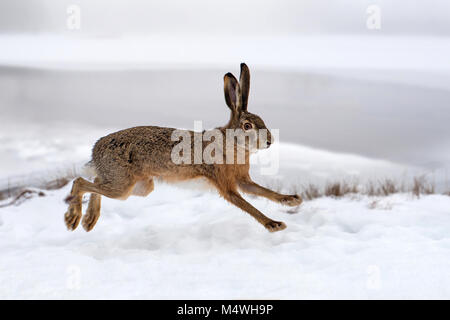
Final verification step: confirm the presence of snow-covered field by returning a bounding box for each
[0,119,449,299]
[1,33,449,299]
[1,180,450,299]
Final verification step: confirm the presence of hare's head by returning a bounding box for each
[223,63,273,150]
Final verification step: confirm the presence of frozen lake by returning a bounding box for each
[1,65,449,189]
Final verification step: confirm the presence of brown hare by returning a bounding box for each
[64,63,302,233]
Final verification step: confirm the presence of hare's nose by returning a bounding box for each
[266,141,271,147]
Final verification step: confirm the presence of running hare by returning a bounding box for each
[64,63,302,232]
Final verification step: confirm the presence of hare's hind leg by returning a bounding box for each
[81,178,102,232]
[131,178,154,197]
[64,179,84,231]
[79,178,155,231]
[64,176,135,231]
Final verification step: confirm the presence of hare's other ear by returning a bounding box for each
[224,72,240,113]
[239,63,250,112]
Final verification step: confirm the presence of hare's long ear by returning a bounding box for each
[224,72,241,114]
[238,63,250,112]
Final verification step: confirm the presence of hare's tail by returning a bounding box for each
[79,160,97,178]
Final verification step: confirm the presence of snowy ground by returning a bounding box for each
[0,120,449,299]
[1,33,449,299]
[1,181,450,299]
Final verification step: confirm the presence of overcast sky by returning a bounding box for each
[0,0,449,36]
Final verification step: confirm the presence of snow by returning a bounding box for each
[1,182,450,299]
[0,120,448,299]
[1,32,449,297]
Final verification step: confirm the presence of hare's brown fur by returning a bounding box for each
[64,63,302,233]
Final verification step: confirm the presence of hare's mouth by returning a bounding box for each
[257,140,271,150]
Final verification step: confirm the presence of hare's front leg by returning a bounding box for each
[238,179,302,207]
[220,188,286,232]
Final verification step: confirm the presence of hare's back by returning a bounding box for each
[91,126,181,175]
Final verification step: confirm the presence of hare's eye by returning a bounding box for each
[243,123,253,131]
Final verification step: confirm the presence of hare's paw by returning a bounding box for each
[82,213,100,232]
[64,208,81,231]
[280,195,302,207]
[264,220,286,232]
